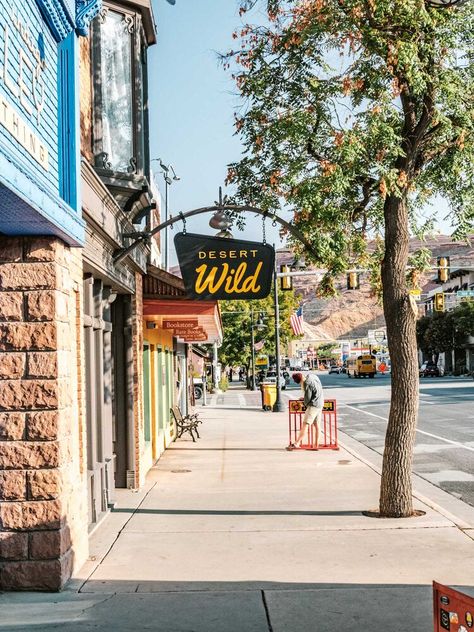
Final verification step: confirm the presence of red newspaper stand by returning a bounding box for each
[433,582,474,632]
[288,399,339,450]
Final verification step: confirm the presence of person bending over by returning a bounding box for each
[289,372,323,449]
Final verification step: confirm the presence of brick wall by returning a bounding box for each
[0,236,88,591]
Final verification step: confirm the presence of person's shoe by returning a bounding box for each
[286,443,300,451]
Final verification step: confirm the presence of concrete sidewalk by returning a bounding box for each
[1,393,474,631]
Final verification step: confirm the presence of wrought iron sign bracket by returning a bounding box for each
[112,204,318,266]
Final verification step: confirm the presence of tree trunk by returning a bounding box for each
[379,194,419,517]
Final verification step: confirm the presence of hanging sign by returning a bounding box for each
[174,328,205,337]
[163,319,199,330]
[183,333,208,342]
[174,233,275,301]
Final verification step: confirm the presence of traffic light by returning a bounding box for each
[347,272,360,290]
[434,292,445,312]
[437,256,450,283]
[280,265,292,291]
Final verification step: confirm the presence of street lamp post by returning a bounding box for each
[251,311,256,391]
[250,310,265,391]
[152,159,180,271]
[272,258,285,412]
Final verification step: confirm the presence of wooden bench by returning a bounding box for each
[170,406,201,442]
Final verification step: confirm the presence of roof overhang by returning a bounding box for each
[143,299,223,345]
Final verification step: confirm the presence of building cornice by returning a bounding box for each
[81,159,148,273]
[114,0,156,45]
[34,1,102,41]
[76,0,102,36]
[35,0,75,42]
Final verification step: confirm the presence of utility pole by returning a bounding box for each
[251,308,256,391]
[272,253,285,412]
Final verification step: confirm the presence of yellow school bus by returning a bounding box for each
[346,354,377,379]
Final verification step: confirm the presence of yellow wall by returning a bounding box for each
[143,326,174,348]
[143,326,175,461]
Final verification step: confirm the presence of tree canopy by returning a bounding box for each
[219,287,300,369]
[417,300,474,355]
[225,0,474,286]
[224,0,474,517]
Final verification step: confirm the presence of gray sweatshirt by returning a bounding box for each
[304,373,323,409]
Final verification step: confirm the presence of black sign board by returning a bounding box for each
[174,233,275,301]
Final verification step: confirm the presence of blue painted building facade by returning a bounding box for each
[0,0,101,245]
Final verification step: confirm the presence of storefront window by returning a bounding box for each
[99,9,134,172]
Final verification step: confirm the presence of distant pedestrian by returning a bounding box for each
[288,372,324,450]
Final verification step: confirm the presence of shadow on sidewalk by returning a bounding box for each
[167,447,287,451]
[2,580,474,631]
[111,508,364,516]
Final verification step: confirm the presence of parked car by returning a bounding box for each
[264,370,288,389]
[419,362,440,377]
[328,365,343,374]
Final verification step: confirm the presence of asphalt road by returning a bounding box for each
[311,372,474,508]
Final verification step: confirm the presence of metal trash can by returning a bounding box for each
[260,382,277,411]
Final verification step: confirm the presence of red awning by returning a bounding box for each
[143,299,222,344]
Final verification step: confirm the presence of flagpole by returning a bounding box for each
[272,248,285,413]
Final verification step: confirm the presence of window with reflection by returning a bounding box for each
[99,10,134,172]
[92,4,147,176]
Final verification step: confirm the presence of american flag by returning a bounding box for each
[290,306,304,336]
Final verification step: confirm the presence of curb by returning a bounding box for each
[338,430,474,530]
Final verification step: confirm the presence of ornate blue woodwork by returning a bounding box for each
[35,0,75,42]
[76,0,102,37]
[0,0,85,245]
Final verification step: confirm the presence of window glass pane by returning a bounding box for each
[100,11,133,172]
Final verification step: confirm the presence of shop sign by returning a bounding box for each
[184,334,208,342]
[163,319,199,330]
[175,233,275,301]
[0,7,50,171]
[174,328,205,337]
[289,400,336,413]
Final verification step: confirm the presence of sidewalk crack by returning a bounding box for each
[72,593,116,621]
[78,481,158,592]
[261,590,274,632]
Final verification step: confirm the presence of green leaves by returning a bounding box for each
[219,286,300,367]
[224,0,474,292]
[417,300,474,355]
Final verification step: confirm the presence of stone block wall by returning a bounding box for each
[0,236,88,591]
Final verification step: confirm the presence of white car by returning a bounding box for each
[264,371,287,390]
[328,366,343,374]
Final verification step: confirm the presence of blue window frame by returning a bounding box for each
[58,32,79,210]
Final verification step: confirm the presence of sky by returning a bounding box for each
[148,0,455,268]
[148,0,287,267]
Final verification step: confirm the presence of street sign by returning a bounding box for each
[175,233,275,301]
[409,288,422,301]
[457,290,474,298]
[368,329,387,345]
